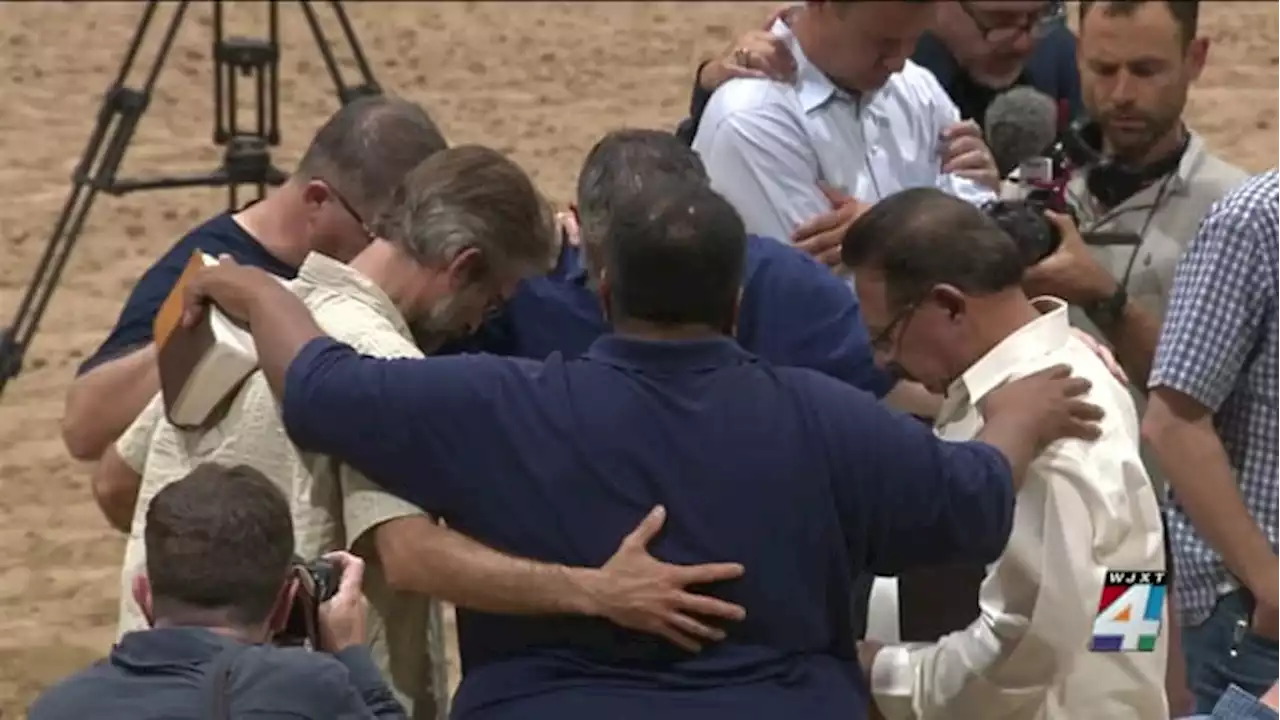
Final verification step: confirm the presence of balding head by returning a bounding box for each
[296,95,448,221]
[291,96,448,263]
[841,187,1024,307]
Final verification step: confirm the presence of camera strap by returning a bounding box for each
[202,643,250,720]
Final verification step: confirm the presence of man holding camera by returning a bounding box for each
[1018,5,1247,712]
[30,463,405,719]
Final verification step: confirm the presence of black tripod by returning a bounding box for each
[0,0,381,400]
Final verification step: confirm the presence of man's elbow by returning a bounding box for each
[61,385,110,461]
[370,518,438,596]
[1140,389,1206,457]
[91,468,138,533]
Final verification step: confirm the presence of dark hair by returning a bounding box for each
[1079,1,1199,46]
[295,95,449,220]
[576,129,709,268]
[840,188,1024,308]
[604,176,745,330]
[145,463,295,627]
[371,145,556,278]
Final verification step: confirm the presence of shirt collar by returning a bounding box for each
[293,252,413,338]
[939,297,1072,419]
[111,627,245,672]
[772,19,864,113]
[583,335,758,375]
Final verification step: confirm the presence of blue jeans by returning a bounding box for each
[1179,684,1279,720]
[1183,589,1278,713]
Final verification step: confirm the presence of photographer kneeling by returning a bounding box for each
[30,463,404,720]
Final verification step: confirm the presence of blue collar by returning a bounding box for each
[583,335,757,375]
[111,627,248,672]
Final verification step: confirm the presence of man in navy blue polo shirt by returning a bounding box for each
[453,129,909,406]
[59,95,447,462]
[180,176,1104,720]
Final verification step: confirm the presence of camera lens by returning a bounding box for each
[983,199,1062,267]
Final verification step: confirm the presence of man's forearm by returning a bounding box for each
[1102,298,1159,388]
[62,347,159,460]
[243,284,327,397]
[375,516,601,617]
[1145,398,1278,597]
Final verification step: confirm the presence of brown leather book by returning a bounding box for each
[153,251,259,430]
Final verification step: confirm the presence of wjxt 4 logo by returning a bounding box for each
[1091,570,1167,652]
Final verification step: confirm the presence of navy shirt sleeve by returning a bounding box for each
[78,215,295,375]
[740,249,895,397]
[1042,23,1084,121]
[280,337,516,518]
[800,373,1016,575]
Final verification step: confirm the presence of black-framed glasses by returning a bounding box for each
[960,1,1063,46]
[870,300,922,354]
[318,180,375,243]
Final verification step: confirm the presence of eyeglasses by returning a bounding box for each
[319,180,375,243]
[960,1,1063,46]
[870,300,921,354]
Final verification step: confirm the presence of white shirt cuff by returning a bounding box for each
[870,643,918,719]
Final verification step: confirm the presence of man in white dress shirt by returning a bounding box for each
[842,187,1167,719]
[691,1,999,243]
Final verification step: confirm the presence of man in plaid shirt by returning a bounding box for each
[1143,169,1279,714]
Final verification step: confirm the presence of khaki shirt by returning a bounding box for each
[115,253,435,714]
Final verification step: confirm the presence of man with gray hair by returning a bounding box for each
[95,145,751,717]
[62,95,448,463]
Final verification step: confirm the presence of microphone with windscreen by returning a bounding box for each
[983,86,1060,179]
[982,87,1142,254]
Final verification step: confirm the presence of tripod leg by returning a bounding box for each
[0,1,191,399]
[296,0,382,104]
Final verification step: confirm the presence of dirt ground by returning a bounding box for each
[0,1,1274,716]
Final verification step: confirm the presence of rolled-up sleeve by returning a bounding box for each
[281,336,503,517]
[812,377,1015,575]
[692,92,831,241]
[870,449,1102,720]
[1149,195,1266,411]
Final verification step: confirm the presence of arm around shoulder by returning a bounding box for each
[812,375,1016,575]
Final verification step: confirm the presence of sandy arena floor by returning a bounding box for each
[0,1,1275,716]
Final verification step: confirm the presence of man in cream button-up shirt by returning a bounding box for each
[842,188,1167,719]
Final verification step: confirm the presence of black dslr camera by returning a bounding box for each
[982,197,1072,268]
[277,557,342,650]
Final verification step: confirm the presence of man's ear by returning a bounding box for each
[132,573,155,628]
[597,269,613,323]
[299,180,331,209]
[445,247,484,289]
[929,284,967,320]
[1185,36,1209,82]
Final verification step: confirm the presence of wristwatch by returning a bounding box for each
[1083,285,1129,332]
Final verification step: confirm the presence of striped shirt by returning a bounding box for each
[1148,169,1280,625]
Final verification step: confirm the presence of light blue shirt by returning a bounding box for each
[692,19,995,242]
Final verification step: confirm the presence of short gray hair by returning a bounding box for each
[575,129,709,271]
[371,145,556,278]
[295,95,448,220]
